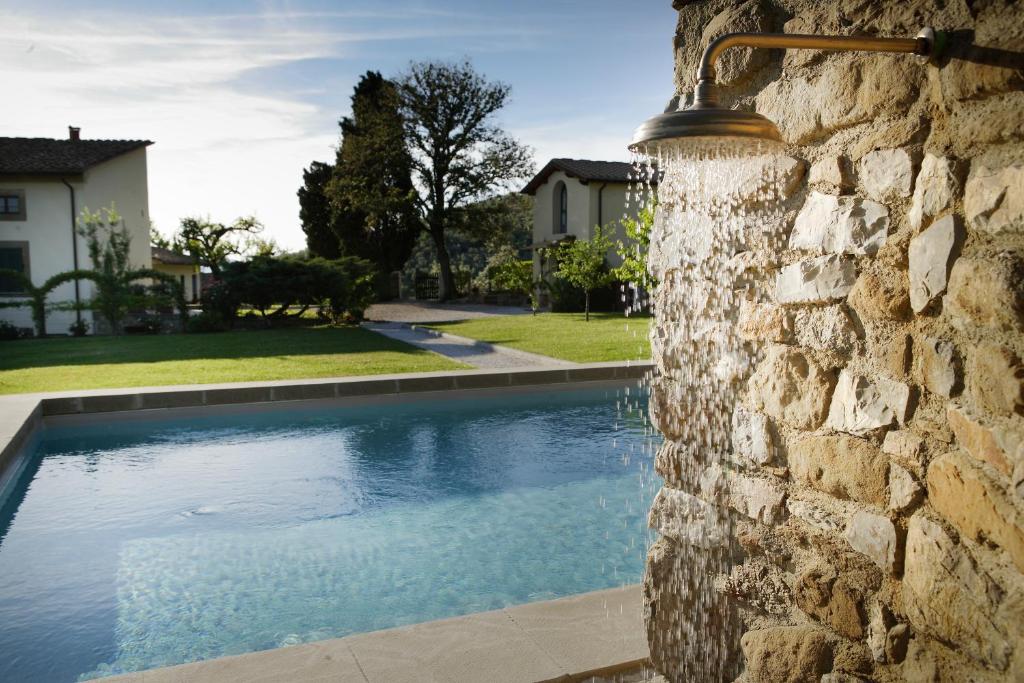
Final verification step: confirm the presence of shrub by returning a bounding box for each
[186,310,229,333]
[69,319,90,337]
[217,255,377,326]
[0,320,29,341]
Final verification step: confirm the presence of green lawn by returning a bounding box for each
[0,327,466,395]
[429,312,652,363]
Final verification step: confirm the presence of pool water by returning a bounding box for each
[0,385,657,682]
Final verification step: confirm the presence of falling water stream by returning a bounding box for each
[626,138,791,681]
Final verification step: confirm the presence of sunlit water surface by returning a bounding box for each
[0,385,656,682]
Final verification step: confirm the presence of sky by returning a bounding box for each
[2,0,677,251]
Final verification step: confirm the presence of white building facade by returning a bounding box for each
[521,158,652,279]
[0,129,153,334]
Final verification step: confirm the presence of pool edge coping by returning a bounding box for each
[99,584,650,683]
[0,361,654,500]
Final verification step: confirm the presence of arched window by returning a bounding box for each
[553,181,568,234]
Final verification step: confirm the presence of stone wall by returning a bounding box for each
[646,1,1024,681]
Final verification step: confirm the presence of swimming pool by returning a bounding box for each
[0,383,656,682]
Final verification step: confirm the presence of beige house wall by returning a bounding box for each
[0,146,151,334]
[530,170,640,275]
[153,261,201,302]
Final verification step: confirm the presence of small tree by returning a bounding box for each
[484,246,540,314]
[554,226,616,321]
[613,199,657,293]
[78,206,187,334]
[175,216,267,278]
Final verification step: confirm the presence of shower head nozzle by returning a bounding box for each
[631,27,941,157]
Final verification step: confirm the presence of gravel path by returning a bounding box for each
[363,322,573,369]
[365,301,530,324]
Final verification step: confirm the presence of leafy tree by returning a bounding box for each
[554,226,616,321]
[150,225,173,250]
[78,206,187,334]
[326,71,420,275]
[175,216,267,278]
[396,60,534,300]
[298,161,341,259]
[483,246,540,313]
[614,199,657,292]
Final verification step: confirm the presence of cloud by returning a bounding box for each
[2,6,547,249]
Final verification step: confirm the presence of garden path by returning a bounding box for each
[362,321,573,369]
[365,300,529,324]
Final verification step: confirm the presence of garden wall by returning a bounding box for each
[645,1,1024,681]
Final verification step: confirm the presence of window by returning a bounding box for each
[553,182,568,234]
[0,190,26,221]
[0,242,29,294]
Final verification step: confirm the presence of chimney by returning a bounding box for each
[68,126,81,141]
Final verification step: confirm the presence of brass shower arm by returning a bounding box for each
[693,28,940,106]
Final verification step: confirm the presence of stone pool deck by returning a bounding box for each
[103,585,650,683]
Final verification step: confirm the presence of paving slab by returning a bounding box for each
[102,586,647,683]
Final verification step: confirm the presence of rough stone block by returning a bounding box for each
[859,148,914,202]
[789,192,889,256]
[792,305,857,352]
[808,155,851,192]
[643,538,741,682]
[967,342,1024,417]
[889,463,924,512]
[776,255,857,305]
[789,434,888,505]
[738,300,793,344]
[699,0,772,87]
[914,336,961,398]
[928,451,1024,575]
[909,154,961,230]
[729,474,786,525]
[748,346,835,430]
[826,370,910,435]
[909,215,962,313]
[732,404,774,466]
[948,404,1023,479]
[648,487,726,548]
[740,626,831,683]
[965,164,1024,234]
[902,513,1011,669]
[844,510,897,573]
[882,429,924,464]
[794,566,865,640]
[867,602,894,663]
[848,269,910,321]
[786,498,843,532]
[946,254,1024,333]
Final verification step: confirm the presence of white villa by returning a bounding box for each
[0,128,197,335]
[521,158,654,279]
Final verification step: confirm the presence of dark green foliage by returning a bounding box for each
[219,256,377,325]
[298,162,340,259]
[301,71,419,283]
[0,320,30,341]
[402,192,533,295]
[186,310,229,334]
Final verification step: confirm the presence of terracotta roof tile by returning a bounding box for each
[521,158,656,195]
[0,137,152,176]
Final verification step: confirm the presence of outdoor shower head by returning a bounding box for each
[630,27,942,156]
